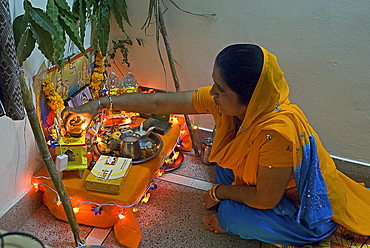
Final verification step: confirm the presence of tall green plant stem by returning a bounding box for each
[19,72,83,247]
[157,4,199,155]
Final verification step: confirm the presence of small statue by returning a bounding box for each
[105,72,121,90]
[121,72,138,93]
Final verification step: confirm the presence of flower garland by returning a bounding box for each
[90,51,106,99]
[42,75,65,113]
[117,87,126,95]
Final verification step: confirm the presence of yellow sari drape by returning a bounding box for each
[192,46,370,235]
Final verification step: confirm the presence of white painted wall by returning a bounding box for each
[0,0,84,215]
[111,0,370,164]
[0,0,40,215]
[1,0,369,214]
[0,116,43,214]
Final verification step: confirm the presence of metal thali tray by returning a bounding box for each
[93,127,163,164]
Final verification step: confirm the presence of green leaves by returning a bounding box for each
[13,14,36,65]
[12,0,73,66]
[72,0,87,45]
[109,0,131,35]
[95,0,110,56]
[13,14,30,46]
[59,14,87,58]
[12,0,133,68]
[106,38,143,68]
[92,0,132,56]
[46,0,65,63]
[91,0,134,58]
[16,28,36,64]
[25,1,58,37]
[55,0,76,18]
[30,20,55,64]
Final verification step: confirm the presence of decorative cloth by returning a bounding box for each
[33,118,183,248]
[0,0,25,120]
[192,46,370,236]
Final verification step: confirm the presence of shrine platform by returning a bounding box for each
[1,127,369,248]
[1,128,271,248]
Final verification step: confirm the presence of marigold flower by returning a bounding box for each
[117,88,125,95]
[41,75,65,114]
[93,67,105,74]
[95,60,104,67]
[90,50,107,99]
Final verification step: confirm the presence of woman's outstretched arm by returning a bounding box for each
[62,90,198,124]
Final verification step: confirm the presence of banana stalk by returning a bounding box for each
[157,2,199,154]
[19,72,83,247]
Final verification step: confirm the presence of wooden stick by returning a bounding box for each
[157,3,199,155]
[19,72,83,247]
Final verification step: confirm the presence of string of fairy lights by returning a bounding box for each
[32,178,156,219]
[30,115,191,220]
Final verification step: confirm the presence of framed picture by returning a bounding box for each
[65,84,93,108]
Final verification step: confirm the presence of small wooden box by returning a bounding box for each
[85,156,132,195]
[143,117,172,135]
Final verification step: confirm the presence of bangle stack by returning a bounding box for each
[209,184,221,202]
[96,96,113,113]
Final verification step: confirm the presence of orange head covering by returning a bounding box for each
[209,46,311,183]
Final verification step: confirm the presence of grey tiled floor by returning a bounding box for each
[16,131,275,248]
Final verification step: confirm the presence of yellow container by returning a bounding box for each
[85,156,132,195]
[56,132,88,171]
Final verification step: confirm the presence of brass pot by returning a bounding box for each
[119,132,141,160]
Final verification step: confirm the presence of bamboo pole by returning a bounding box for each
[19,72,83,247]
[157,3,200,155]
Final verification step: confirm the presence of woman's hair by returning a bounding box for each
[215,44,264,105]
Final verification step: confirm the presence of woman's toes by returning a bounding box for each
[202,215,213,230]
[202,214,227,234]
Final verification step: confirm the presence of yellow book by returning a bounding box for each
[85,156,132,195]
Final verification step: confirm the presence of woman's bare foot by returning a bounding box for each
[202,214,227,234]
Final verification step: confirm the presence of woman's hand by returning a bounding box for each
[203,190,219,210]
[61,99,99,130]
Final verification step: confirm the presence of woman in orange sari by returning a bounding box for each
[197,44,370,246]
[63,44,370,246]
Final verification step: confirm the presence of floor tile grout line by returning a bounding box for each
[158,173,214,191]
[84,226,112,246]
[85,175,212,246]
